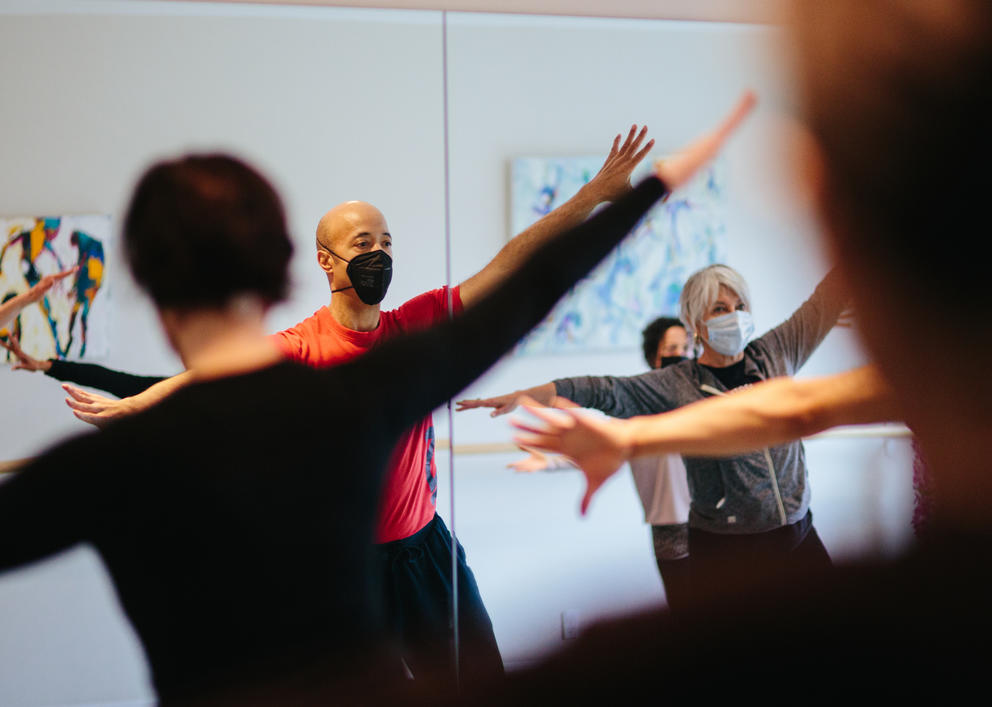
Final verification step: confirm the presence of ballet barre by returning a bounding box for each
[435,423,912,455]
[0,425,913,476]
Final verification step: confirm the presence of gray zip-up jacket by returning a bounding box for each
[553,269,848,535]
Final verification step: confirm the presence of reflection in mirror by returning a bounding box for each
[0,1,450,703]
[444,11,913,670]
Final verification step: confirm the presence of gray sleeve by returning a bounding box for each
[756,267,850,374]
[553,370,676,419]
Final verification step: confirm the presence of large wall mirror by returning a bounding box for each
[0,1,913,704]
[441,9,912,669]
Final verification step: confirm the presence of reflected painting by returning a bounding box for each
[510,157,726,354]
[0,215,111,360]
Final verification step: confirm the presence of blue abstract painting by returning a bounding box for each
[510,157,727,354]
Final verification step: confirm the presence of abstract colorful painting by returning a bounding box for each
[0,215,111,361]
[510,157,727,354]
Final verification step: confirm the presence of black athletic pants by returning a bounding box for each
[377,514,504,689]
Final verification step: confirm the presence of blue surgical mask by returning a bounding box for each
[704,310,754,356]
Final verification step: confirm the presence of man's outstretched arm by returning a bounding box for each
[458,125,654,308]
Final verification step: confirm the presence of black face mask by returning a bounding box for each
[659,355,688,369]
[329,249,393,305]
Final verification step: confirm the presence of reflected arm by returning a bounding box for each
[3,332,168,399]
[0,267,76,329]
[0,293,32,330]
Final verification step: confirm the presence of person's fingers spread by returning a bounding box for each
[455,398,491,410]
[508,418,550,436]
[627,125,649,154]
[520,402,574,429]
[607,134,621,158]
[65,398,104,413]
[61,384,93,402]
[622,124,638,148]
[633,139,655,164]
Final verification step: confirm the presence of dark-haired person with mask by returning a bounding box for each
[458,262,849,601]
[41,126,658,685]
[0,99,753,702]
[629,317,692,608]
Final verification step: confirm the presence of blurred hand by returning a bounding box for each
[508,445,579,473]
[0,334,51,372]
[511,396,632,514]
[456,382,560,418]
[22,266,78,305]
[654,91,757,189]
[455,392,524,417]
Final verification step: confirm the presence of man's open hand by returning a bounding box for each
[582,124,655,204]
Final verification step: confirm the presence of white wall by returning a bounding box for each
[0,2,914,703]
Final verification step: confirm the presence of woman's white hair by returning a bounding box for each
[679,264,752,341]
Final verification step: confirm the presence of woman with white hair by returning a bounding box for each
[457,262,848,599]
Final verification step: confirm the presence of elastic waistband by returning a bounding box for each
[691,509,813,551]
[375,513,441,555]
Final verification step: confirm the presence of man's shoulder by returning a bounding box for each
[280,306,332,335]
[381,286,459,330]
[271,306,351,364]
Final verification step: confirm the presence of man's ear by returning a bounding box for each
[316,248,333,274]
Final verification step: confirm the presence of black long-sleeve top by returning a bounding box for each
[0,177,669,701]
[46,359,166,398]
